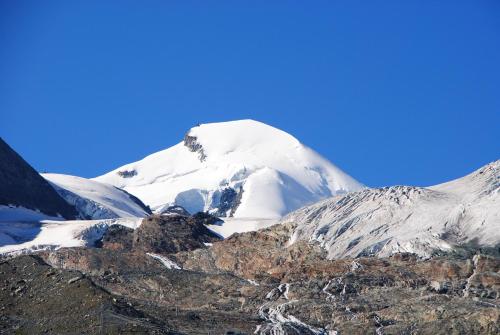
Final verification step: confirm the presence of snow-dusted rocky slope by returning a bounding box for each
[283,160,500,258]
[95,120,363,218]
[43,174,151,219]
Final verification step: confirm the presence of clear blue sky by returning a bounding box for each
[1,1,499,187]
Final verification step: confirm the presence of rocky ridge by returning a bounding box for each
[282,160,500,259]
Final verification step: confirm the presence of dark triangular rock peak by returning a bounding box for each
[0,137,77,219]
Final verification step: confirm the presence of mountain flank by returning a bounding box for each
[0,138,77,219]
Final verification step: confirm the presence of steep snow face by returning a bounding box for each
[95,120,363,218]
[43,174,151,219]
[283,160,500,258]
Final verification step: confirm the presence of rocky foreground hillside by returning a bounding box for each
[1,214,499,334]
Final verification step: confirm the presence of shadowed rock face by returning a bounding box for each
[0,137,77,219]
[97,224,134,250]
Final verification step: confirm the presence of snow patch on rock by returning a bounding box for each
[146,253,182,270]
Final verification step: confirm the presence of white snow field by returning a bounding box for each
[43,173,150,219]
[0,215,142,256]
[284,160,500,258]
[206,217,279,238]
[95,119,363,219]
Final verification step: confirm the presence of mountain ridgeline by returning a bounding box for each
[0,138,77,219]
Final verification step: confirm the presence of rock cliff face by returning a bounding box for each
[0,138,77,219]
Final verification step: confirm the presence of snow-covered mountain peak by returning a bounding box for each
[95,120,363,218]
[184,119,301,162]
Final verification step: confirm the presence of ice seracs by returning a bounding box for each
[95,120,364,219]
[283,160,500,258]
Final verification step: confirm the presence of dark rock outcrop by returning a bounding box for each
[183,133,206,161]
[102,215,222,254]
[191,211,223,226]
[133,215,221,254]
[116,169,137,178]
[98,224,134,251]
[0,138,77,219]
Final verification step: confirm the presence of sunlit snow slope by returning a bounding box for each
[95,120,363,218]
[43,174,151,219]
[283,160,500,258]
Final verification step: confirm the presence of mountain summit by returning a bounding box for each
[95,120,363,218]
